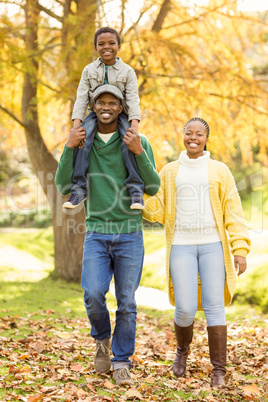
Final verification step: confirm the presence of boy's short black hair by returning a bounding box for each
[94,27,121,48]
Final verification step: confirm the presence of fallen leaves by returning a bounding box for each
[242,383,261,396]
[70,364,83,372]
[0,314,267,401]
[28,395,43,402]
[124,389,143,400]
[103,380,115,389]
[32,341,45,354]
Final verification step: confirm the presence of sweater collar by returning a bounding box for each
[95,129,119,145]
[178,150,210,167]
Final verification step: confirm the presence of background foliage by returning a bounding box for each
[0,0,267,277]
[0,3,267,398]
[0,0,267,167]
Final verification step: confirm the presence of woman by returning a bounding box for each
[143,117,250,387]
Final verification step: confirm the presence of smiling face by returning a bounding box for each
[93,93,123,133]
[95,32,120,66]
[183,121,209,159]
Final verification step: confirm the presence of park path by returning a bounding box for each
[0,229,268,310]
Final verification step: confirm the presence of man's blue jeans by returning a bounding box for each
[72,112,144,198]
[81,231,144,370]
[170,242,226,327]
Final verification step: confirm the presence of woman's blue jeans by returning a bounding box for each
[81,230,144,370]
[170,242,226,327]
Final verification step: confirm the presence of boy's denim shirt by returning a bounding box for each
[72,57,140,123]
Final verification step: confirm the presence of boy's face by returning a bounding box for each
[95,32,120,66]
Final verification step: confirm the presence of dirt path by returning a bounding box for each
[0,244,51,282]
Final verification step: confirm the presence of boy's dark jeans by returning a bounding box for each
[71,112,144,198]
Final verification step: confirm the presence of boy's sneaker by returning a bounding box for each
[113,367,134,386]
[94,338,111,373]
[130,195,144,210]
[62,193,87,209]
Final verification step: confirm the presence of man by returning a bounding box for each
[55,85,160,385]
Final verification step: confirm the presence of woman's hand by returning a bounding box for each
[234,256,247,276]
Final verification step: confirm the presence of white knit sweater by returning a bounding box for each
[173,151,221,245]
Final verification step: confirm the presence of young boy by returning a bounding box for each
[62,27,144,210]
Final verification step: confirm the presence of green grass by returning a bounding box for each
[0,225,268,323]
[0,228,118,323]
[140,263,167,290]
[142,227,166,290]
[0,271,119,329]
[143,225,165,254]
[233,263,268,313]
[0,272,83,317]
[0,227,54,263]
[241,182,268,231]
[0,227,165,323]
[0,224,267,402]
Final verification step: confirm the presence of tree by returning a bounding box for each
[121,0,268,169]
[0,0,97,280]
[0,0,173,280]
[0,0,267,280]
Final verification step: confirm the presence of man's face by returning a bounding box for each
[93,93,123,126]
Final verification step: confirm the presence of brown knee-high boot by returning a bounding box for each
[173,322,194,377]
[207,325,227,387]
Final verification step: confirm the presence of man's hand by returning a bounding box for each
[234,256,247,276]
[123,128,144,155]
[66,126,86,149]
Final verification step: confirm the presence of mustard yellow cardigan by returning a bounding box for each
[143,158,251,310]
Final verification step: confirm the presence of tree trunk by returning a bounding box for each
[62,0,97,116]
[22,0,85,281]
[52,203,85,281]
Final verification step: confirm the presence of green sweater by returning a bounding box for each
[55,130,160,234]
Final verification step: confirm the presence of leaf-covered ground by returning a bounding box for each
[0,312,267,401]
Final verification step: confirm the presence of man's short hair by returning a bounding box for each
[93,85,124,103]
[94,27,121,48]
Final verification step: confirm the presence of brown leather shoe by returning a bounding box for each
[113,367,134,386]
[173,322,193,377]
[207,325,227,388]
[94,338,111,373]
